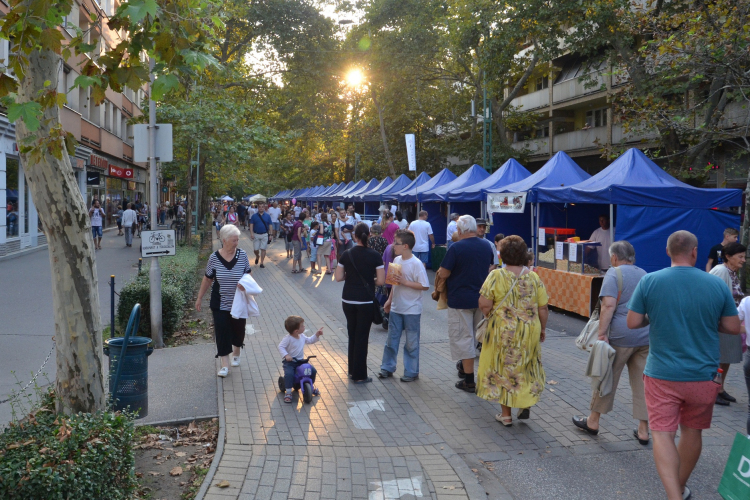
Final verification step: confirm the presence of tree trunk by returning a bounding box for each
[16,48,105,414]
[370,87,396,177]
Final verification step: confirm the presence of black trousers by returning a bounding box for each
[211,309,246,357]
[342,302,375,380]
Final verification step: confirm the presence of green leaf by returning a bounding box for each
[72,75,102,89]
[7,102,43,131]
[124,0,158,23]
[151,74,179,100]
[211,15,224,29]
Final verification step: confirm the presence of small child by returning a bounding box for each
[278,316,323,403]
[494,233,505,266]
[378,230,430,382]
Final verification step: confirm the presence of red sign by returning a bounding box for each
[109,164,134,179]
[89,154,108,170]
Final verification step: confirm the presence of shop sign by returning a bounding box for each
[162,186,168,193]
[89,154,108,171]
[127,181,136,191]
[86,172,101,185]
[487,192,526,214]
[109,164,134,180]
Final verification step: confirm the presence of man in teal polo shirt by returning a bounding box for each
[627,230,739,500]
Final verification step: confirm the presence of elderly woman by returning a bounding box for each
[368,224,389,256]
[710,241,747,405]
[195,225,251,378]
[572,241,651,444]
[476,235,549,426]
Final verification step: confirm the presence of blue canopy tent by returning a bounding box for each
[398,169,457,246]
[355,177,394,216]
[361,174,408,202]
[343,178,380,215]
[485,152,591,247]
[397,169,455,203]
[320,181,354,203]
[332,180,367,204]
[420,165,490,203]
[537,148,742,272]
[315,183,343,210]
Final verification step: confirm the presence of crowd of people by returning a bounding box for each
[201,200,746,500]
[85,197,184,249]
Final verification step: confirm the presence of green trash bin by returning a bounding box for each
[432,245,447,270]
[104,336,153,416]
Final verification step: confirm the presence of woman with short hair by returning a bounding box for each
[195,224,251,378]
[476,235,549,426]
[381,212,399,244]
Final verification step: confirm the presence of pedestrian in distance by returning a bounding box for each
[335,223,385,384]
[335,208,354,257]
[494,233,505,265]
[395,211,408,230]
[309,221,321,274]
[378,230,430,382]
[626,230,739,500]
[367,224,388,256]
[195,224,252,378]
[249,202,273,268]
[436,215,494,393]
[407,210,435,267]
[709,241,746,405]
[446,213,459,251]
[572,241,651,444]
[278,315,323,403]
[116,205,123,236]
[381,212,399,245]
[122,203,137,247]
[476,235,549,425]
[291,212,307,273]
[705,227,738,271]
[282,211,295,259]
[226,205,239,227]
[89,199,106,250]
[268,202,282,241]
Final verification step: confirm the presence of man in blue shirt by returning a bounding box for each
[249,203,273,268]
[437,215,494,393]
[627,230,739,500]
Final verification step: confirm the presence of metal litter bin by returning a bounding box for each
[104,336,154,417]
[432,245,447,271]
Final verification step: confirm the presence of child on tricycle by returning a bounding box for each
[277,315,323,403]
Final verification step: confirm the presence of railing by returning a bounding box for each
[552,127,607,151]
[511,137,549,155]
[511,89,549,111]
[553,72,607,104]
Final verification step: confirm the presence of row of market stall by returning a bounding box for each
[269,148,742,318]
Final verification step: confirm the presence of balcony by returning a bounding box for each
[511,89,549,111]
[553,72,606,104]
[612,124,658,144]
[552,127,607,152]
[511,137,549,155]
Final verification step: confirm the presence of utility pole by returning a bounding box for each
[191,143,200,235]
[148,58,164,347]
[482,74,493,173]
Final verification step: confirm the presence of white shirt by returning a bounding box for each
[90,207,105,227]
[446,221,457,242]
[294,207,301,217]
[267,207,281,223]
[177,205,185,215]
[390,255,430,315]
[737,297,750,347]
[278,332,319,360]
[396,219,408,230]
[408,219,433,252]
[121,209,137,227]
[590,227,614,270]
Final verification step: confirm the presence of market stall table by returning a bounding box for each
[535,267,603,318]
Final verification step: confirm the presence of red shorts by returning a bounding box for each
[643,375,720,432]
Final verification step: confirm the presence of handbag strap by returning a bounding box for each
[347,250,378,303]
[485,268,526,320]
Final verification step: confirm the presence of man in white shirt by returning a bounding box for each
[589,214,613,270]
[89,199,106,250]
[121,203,137,247]
[408,210,435,267]
[293,205,301,218]
[335,208,354,256]
[267,202,282,241]
[446,213,459,250]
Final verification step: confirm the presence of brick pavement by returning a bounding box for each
[203,235,748,499]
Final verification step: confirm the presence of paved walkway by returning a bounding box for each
[204,235,747,500]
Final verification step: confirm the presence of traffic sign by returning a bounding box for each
[133,124,173,162]
[141,230,176,258]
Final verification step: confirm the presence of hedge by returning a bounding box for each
[117,246,200,337]
[0,391,137,499]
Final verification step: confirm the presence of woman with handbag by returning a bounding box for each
[572,240,651,444]
[335,223,385,384]
[476,235,549,427]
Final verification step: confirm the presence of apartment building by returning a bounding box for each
[507,52,748,189]
[0,0,149,257]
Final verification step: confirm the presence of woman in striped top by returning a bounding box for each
[195,224,251,377]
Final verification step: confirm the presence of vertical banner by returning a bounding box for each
[405,134,416,171]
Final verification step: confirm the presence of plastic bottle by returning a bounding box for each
[713,368,724,385]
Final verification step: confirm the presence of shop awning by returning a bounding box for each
[419,165,490,202]
[448,159,531,202]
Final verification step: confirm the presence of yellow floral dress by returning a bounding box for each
[476,268,549,408]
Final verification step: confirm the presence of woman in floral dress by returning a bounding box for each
[476,235,549,426]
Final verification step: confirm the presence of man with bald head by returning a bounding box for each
[627,230,739,500]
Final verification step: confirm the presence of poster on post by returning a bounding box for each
[487,192,527,214]
[405,134,416,171]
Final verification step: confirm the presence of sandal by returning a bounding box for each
[284,394,292,403]
[291,270,299,274]
[455,379,475,393]
[495,414,513,427]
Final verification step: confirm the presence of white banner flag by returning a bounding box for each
[405,134,416,171]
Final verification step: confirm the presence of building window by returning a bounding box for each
[104,101,112,131]
[535,77,549,91]
[534,126,550,138]
[5,158,19,238]
[585,108,608,128]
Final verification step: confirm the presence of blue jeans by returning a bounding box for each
[380,312,421,377]
[283,359,317,390]
[414,251,429,265]
[92,225,102,238]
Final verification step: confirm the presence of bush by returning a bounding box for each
[0,391,137,499]
[117,246,200,338]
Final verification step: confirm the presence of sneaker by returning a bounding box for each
[683,485,691,500]
[400,375,418,382]
[719,391,736,402]
[715,394,730,406]
[259,264,265,268]
[255,255,259,264]
[217,367,229,378]
[377,370,393,379]
[231,356,240,367]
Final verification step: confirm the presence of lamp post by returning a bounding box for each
[482,74,493,173]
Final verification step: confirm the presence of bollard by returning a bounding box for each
[110,275,115,336]
[138,258,142,273]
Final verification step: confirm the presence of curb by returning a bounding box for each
[134,415,219,428]
[194,362,225,500]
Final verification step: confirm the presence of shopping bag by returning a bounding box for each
[718,433,750,499]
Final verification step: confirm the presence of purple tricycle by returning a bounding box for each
[278,356,318,404]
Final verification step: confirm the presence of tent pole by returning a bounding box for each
[535,202,541,265]
[610,204,614,244]
[531,202,535,263]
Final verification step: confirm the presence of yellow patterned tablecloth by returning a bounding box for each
[536,267,604,318]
